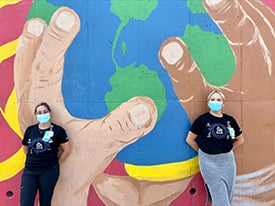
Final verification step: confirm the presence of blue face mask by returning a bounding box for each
[36,113,51,124]
[208,101,223,112]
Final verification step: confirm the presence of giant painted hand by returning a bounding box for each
[159,0,275,205]
[14,7,193,206]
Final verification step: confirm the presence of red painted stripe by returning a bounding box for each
[103,158,128,176]
[0,172,22,205]
[171,173,210,206]
[0,110,22,162]
[262,0,275,11]
[0,0,32,46]
[0,56,14,108]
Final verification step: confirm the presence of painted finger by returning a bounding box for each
[14,18,46,99]
[34,7,80,66]
[139,177,192,205]
[28,7,80,103]
[94,174,139,206]
[94,174,192,206]
[158,37,212,119]
[14,18,47,130]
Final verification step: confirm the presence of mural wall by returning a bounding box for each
[0,0,274,205]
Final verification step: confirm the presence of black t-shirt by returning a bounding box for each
[190,112,242,154]
[22,123,69,171]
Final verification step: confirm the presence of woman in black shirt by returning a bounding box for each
[186,90,244,206]
[20,102,71,206]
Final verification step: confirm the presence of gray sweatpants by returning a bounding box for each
[199,150,236,206]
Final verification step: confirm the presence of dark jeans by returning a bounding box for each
[20,164,59,206]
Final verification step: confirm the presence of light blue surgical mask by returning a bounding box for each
[208,101,223,112]
[36,113,51,124]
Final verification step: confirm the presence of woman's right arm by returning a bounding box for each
[186,131,199,152]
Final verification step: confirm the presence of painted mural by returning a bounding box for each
[0,0,274,205]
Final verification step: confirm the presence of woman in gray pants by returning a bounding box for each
[186,90,244,206]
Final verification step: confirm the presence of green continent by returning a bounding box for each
[26,0,59,23]
[105,64,166,121]
[186,0,207,14]
[111,0,158,23]
[182,25,235,86]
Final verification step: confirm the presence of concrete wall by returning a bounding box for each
[0,0,274,205]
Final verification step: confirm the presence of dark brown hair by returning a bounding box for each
[34,102,51,114]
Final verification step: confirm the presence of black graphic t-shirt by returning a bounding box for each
[22,123,68,171]
[190,112,242,154]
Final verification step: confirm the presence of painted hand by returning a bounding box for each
[159,0,275,204]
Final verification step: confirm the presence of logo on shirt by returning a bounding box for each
[28,137,51,154]
[207,123,229,140]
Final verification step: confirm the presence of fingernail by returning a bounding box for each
[128,104,151,129]
[205,0,223,7]
[161,41,184,65]
[55,11,75,32]
[27,20,44,36]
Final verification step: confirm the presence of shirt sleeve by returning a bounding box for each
[58,126,69,144]
[190,116,203,135]
[22,127,31,146]
[230,117,242,137]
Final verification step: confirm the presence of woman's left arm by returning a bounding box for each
[232,134,245,150]
[59,141,71,164]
